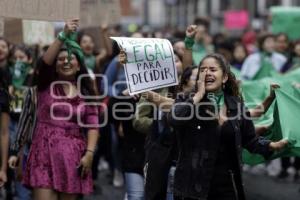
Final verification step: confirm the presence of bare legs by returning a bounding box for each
[33,188,78,200]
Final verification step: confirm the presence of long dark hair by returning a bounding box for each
[37,48,96,99]
[257,33,274,51]
[195,53,241,99]
[13,44,32,60]
[61,48,97,98]
[0,37,12,62]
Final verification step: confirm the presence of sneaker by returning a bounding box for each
[277,170,289,179]
[113,169,124,187]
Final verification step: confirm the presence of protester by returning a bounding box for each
[170,52,288,200]
[275,33,290,57]
[108,88,144,200]
[9,19,99,200]
[0,38,10,187]
[78,25,113,74]
[241,33,287,80]
[7,44,35,200]
[231,43,248,71]
[0,37,14,199]
[173,40,185,58]
[190,17,214,65]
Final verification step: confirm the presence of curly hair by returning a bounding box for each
[195,53,241,99]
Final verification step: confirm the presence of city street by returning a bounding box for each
[83,165,300,200]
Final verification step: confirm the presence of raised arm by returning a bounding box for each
[249,84,279,118]
[182,25,197,70]
[100,24,113,57]
[43,19,79,66]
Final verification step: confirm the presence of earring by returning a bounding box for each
[222,83,225,89]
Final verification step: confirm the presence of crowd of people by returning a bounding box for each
[0,16,299,200]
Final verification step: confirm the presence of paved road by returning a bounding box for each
[244,172,300,200]
[85,169,300,200]
[1,167,299,199]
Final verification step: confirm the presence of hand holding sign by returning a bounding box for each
[119,49,127,64]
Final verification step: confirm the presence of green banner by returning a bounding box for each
[241,68,300,165]
[271,6,300,40]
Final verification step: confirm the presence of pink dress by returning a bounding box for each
[22,86,99,194]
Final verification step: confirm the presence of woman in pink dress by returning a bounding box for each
[22,19,99,200]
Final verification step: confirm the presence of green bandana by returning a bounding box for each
[207,90,224,111]
[11,61,31,89]
[58,31,84,65]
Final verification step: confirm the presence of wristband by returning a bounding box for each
[57,31,67,42]
[184,36,195,50]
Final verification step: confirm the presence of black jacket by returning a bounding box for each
[170,93,273,200]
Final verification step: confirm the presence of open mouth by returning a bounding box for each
[205,77,215,85]
[61,64,73,71]
[84,47,93,53]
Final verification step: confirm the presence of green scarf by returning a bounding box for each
[58,31,84,65]
[11,61,31,89]
[207,90,224,111]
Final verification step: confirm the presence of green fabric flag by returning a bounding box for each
[252,53,278,80]
[58,31,84,65]
[271,6,300,40]
[241,68,300,165]
[230,67,241,80]
[288,57,300,73]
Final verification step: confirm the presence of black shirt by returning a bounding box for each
[215,120,237,171]
[0,66,11,91]
[0,88,10,114]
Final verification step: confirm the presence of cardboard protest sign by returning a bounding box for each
[4,19,23,44]
[111,37,178,95]
[224,10,249,30]
[0,0,80,21]
[81,0,121,28]
[23,20,55,45]
[271,6,300,40]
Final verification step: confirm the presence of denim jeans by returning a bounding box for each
[125,173,144,200]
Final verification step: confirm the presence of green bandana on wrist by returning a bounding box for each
[184,37,195,50]
[58,31,85,65]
